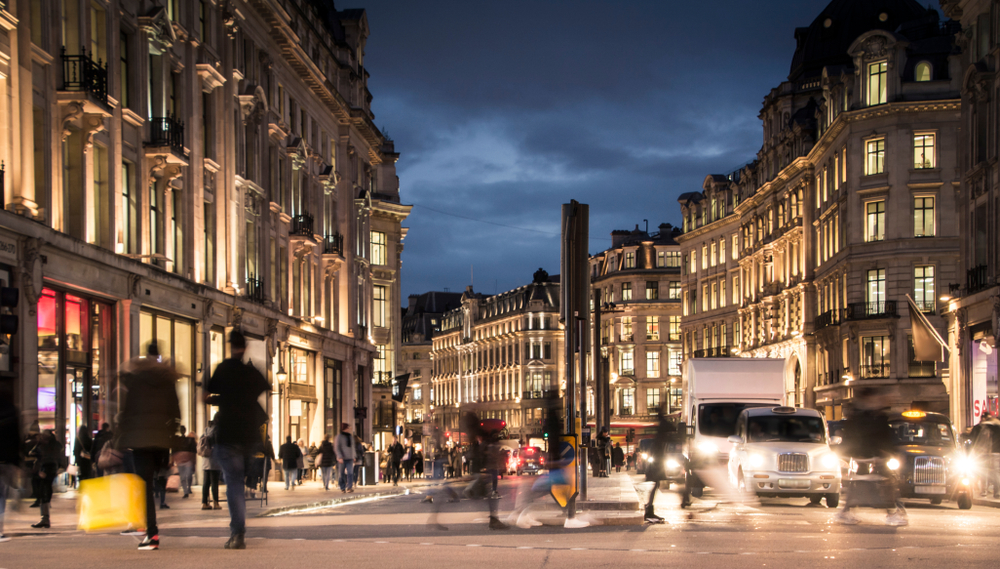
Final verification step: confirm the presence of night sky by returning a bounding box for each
[357,0,935,299]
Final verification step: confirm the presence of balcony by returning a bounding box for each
[60,46,108,107]
[244,273,266,305]
[861,363,890,379]
[968,265,991,295]
[323,233,344,255]
[372,371,393,388]
[815,309,840,330]
[842,301,896,321]
[522,389,559,400]
[620,334,634,343]
[693,346,731,358]
[914,299,936,313]
[147,116,187,160]
[619,368,635,376]
[292,214,315,237]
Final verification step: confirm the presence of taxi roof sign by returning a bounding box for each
[902,410,926,418]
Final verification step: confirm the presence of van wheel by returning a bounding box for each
[825,493,839,508]
[957,494,973,510]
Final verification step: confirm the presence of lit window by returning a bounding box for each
[645,281,658,300]
[866,138,885,175]
[373,285,386,327]
[913,134,935,169]
[668,281,681,299]
[915,61,932,82]
[647,316,659,340]
[914,265,935,312]
[914,197,935,237]
[867,61,888,105]
[646,350,660,379]
[866,268,886,309]
[621,282,632,301]
[370,231,387,265]
[625,251,635,269]
[646,387,661,409]
[701,245,708,269]
[866,200,886,242]
[668,316,681,341]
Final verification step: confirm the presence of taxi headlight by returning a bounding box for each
[955,455,976,475]
[666,458,681,470]
[646,455,654,463]
[821,453,840,470]
[748,454,765,468]
[697,441,719,456]
[887,458,900,471]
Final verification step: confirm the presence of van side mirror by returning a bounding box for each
[727,435,743,444]
[685,424,695,437]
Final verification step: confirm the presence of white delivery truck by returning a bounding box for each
[682,357,786,497]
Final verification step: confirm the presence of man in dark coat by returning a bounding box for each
[612,442,625,473]
[644,410,685,523]
[970,411,1000,498]
[0,388,21,541]
[117,341,181,550]
[90,422,113,477]
[279,436,301,490]
[205,331,270,550]
[387,436,405,486]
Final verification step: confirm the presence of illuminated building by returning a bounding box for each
[0,1,407,457]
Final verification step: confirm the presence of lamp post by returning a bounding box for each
[276,347,288,445]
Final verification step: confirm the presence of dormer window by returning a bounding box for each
[915,61,932,82]
[868,61,888,105]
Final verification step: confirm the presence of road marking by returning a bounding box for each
[374,540,389,544]
[517,546,533,549]
[570,548,587,551]
[420,542,433,546]
[467,544,481,547]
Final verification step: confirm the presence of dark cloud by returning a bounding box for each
[351,0,893,297]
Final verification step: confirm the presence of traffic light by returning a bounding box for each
[626,428,635,443]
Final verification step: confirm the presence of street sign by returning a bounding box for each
[550,435,577,508]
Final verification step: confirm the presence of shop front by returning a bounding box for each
[138,309,196,432]
[36,288,115,459]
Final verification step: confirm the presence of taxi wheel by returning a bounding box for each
[957,494,973,510]
[825,493,839,508]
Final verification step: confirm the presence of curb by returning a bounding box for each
[258,488,409,517]
[972,498,1000,509]
[578,501,641,511]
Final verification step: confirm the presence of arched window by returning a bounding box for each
[915,61,932,82]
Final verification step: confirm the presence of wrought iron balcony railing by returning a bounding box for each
[522,389,560,400]
[292,214,314,237]
[843,301,896,321]
[861,363,890,379]
[693,346,731,358]
[372,371,393,387]
[61,46,108,104]
[815,309,840,330]
[324,233,344,255]
[245,274,266,304]
[148,116,185,154]
[968,264,990,295]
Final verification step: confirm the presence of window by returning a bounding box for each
[710,242,717,267]
[619,387,635,416]
[121,161,137,254]
[150,182,161,256]
[668,349,682,375]
[621,317,633,341]
[621,282,632,301]
[668,316,681,341]
[646,387,661,410]
[544,342,552,360]
[866,138,885,175]
[866,268,886,312]
[658,251,681,268]
[120,32,130,108]
[620,349,634,376]
[711,282,717,310]
[373,285,386,327]
[861,336,890,378]
[701,245,708,269]
[915,61,932,82]
[647,350,660,378]
[732,234,739,259]
[203,200,214,283]
[867,61,888,105]
[172,187,183,273]
[865,200,885,242]
[733,275,740,305]
[647,316,659,340]
[370,231,386,265]
[914,134,935,169]
[914,266,934,312]
[625,251,635,269]
[645,281,658,300]
[720,239,726,262]
[290,347,313,385]
[720,279,727,308]
[914,197,935,237]
[668,281,681,299]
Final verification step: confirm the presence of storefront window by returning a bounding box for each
[140,311,195,433]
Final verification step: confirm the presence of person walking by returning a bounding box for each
[200,420,222,510]
[296,439,307,484]
[279,436,300,490]
[612,442,625,474]
[90,423,113,477]
[172,426,197,499]
[353,435,365,486]
[28,430,60,529]
[73,426,93,483]
[318,435,336,491]
[596,427,611,477]
[22,424,39,506]
[335,424,356,493]
[402,440,415,483]
[0,388,21,542]
[414,448,424,479]
[387,436,405,486]
[116,341,182,550]
[204,330,271,550]
[971,411,1000,498]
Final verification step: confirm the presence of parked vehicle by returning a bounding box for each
[682,358,786,497]
[727,406,841,507]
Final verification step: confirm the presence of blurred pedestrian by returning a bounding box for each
[172,426,197,499]
[596,427,611,477]
[116,341,181,550]
[28,430,60,529]
[414,448,424,479]
[205,330,270,549]
[612,442,625,474]
[200,420,222,510]
[22,423,39,505]
[402,439,415,482]
[307,443,319,481]
[642,408,686,524]
[335,424,356,493]
[296,439,307,484]
[73,425,93,483]
[319,435,336,490]
[352,434,365,487]
[388,436,404,486]
[0,388,21,542]
[280,436,300,490]
[971,411,1000,498]
[91,423,112,477]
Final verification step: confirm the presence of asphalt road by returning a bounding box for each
[2,477,998,568]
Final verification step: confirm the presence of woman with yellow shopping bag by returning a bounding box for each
[109,341,181,551]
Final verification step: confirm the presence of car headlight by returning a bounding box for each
[747,454,765,468]
[821,453,840,470]
[646,456,653,463]
[887,458,900,471]
[666,458,681,470]
[697,441,719,455]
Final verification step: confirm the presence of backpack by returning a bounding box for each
[198,434,213,458]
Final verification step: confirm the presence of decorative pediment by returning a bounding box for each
[139,7,176,54]
[196,63,226,93]
[238,84,268,126]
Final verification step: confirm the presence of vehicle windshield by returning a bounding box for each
[698,403,772,438]
[890,420,956,447]
[747,415,826,443]
[638,439,653,453]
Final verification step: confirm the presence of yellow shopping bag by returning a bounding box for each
[78,473,147,533]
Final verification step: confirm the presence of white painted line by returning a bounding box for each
[630,549,646,552]
[374,540,389,544]
[420,542,433,546]
[467,544,481,547]
[517,546,533,549]
[571,548,587,551]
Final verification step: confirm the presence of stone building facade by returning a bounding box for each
[0,0,407,457]
[429,273,564,442]
[678,0,961,419]
[939,0,1000,429]
[589,223,684,430]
